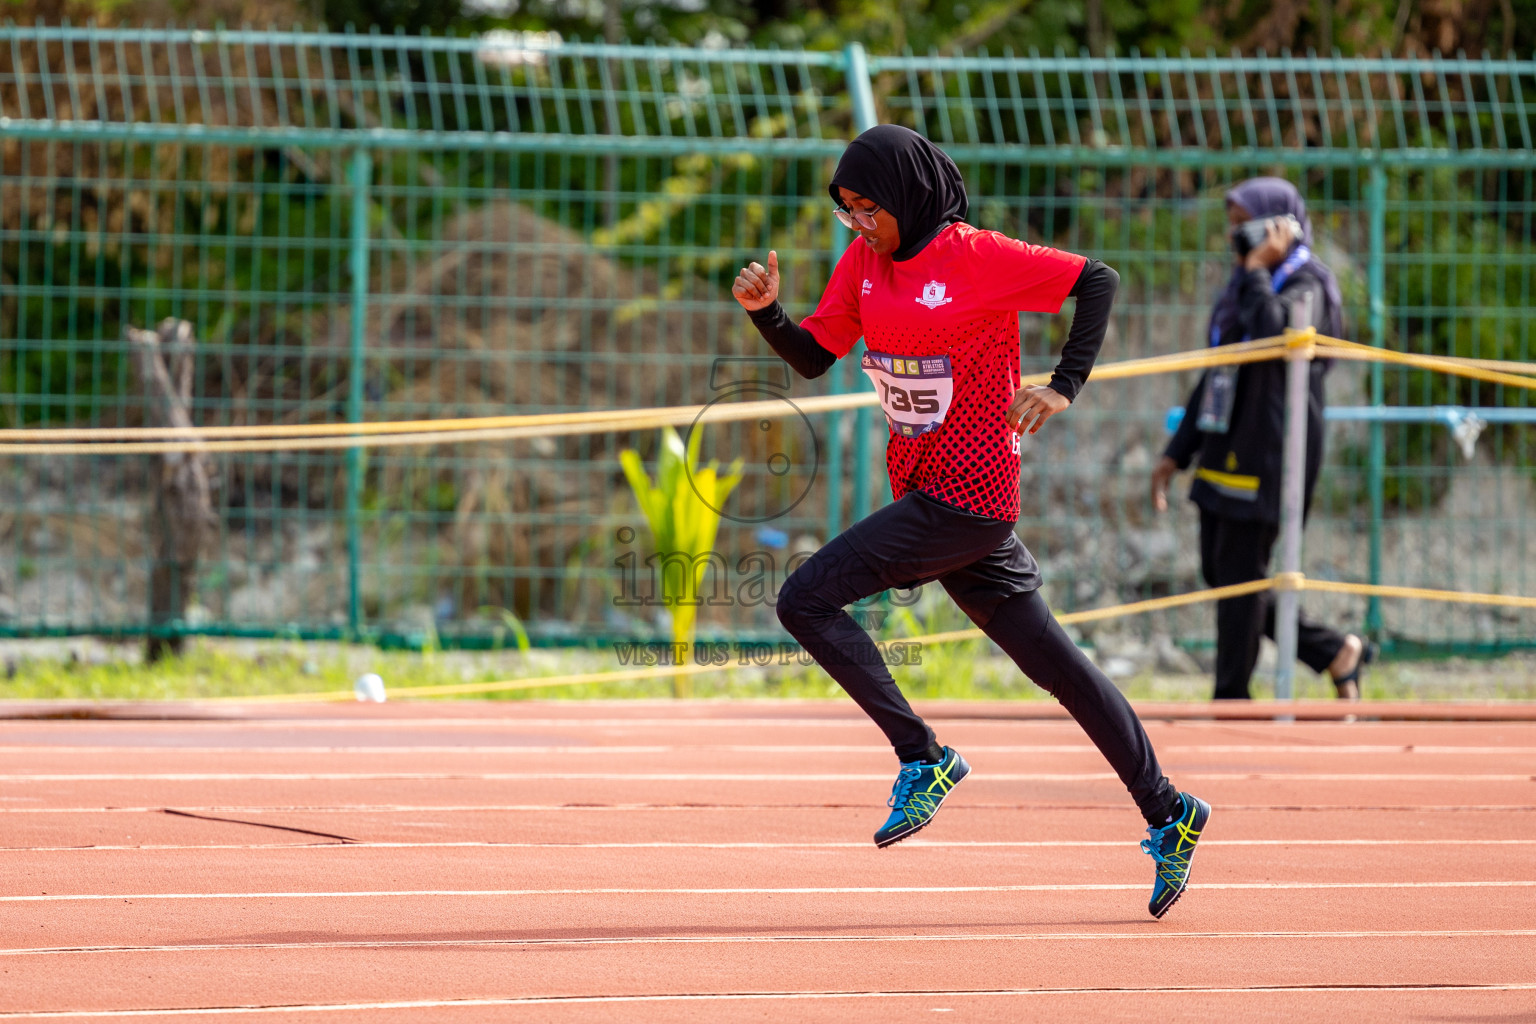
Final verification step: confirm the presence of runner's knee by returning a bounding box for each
[775,570,831,636]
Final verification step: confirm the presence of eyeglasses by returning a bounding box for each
[834,202,881,231]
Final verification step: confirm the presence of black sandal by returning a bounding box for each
[1332,638,1377,701]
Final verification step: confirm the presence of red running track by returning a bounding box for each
[1,699,1534,1022]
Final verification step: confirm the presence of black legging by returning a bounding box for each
[776,492,1178,825]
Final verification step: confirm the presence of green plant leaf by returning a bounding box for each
[618,448,670,550]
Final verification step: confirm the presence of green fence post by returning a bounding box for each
[346,148,373,640]
[844,42,879,522]
[1366,162,1386,637]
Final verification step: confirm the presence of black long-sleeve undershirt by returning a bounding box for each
[745,258,1118,400]
[747,301,837,379]
[1049,258,1117,402]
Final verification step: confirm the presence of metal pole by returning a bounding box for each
[1366,163,1386,637]
[1273,328,1315,701]
[345,148,372,639]
[844,42,880,520]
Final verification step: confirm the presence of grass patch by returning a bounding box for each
[1,636,1533,703]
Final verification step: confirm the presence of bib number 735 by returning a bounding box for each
[862,350,953,438]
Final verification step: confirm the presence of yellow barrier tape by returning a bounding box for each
[0,338,1294,456]
[1296,577,1536,610]
[1272,571,1307,592]
[0,392,879,457]
[1316,337,1536,392]
[9,332,1536,457]
[7,330,1536,455]
[0,335,1295,447]
[894,578,1279,648]
[0,407,658,442]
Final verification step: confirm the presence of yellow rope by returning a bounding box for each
[0,407,656,442]
[10,332,1536,456]
[0,392,877,456]
[0,337,1297,456]
[0,335,1296,447]
[1296,577,1536,610]
[1316,337,1536,392]
[1416,354,1536,376]
[898,579,1279,648]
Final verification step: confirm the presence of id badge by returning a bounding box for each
[1195,367,1238,434]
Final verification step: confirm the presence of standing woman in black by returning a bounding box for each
[733,124,1210,919]
[1151,177,1372,701]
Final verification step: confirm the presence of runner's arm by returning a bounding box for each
[747,302,837,380]
[1047,258,1118,401]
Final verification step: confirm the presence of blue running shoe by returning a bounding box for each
[1141,792,1212,919]
[873,746,971,848]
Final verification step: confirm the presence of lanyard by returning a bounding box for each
[1270,243,1311,292]
[1209,244,1313,347]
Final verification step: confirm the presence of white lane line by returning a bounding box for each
[3,984,1535,1018]
[5,802,1536,814]
[6,714,1533,728]
[5,881,1536,902]
[3,744,1534,755]
[7,838,1536,853]
[5,928,1535,957]
[1,771,1532,782]
[0,718,940,730]
[0,772,1109,782]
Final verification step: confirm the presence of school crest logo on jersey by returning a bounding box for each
[916,281,953,309]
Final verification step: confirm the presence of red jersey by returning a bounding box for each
[801,223,1085,521]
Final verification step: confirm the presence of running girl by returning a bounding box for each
[732,124,1210,919]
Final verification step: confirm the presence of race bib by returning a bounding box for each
[861,350,954,438]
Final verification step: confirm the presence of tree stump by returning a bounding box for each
[127,319,215,663]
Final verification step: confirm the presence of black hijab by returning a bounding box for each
[829,125,969,262]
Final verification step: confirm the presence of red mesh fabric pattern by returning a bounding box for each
[801,223,1085,521]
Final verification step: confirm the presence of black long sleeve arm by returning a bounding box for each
[1238,266,1326,338]
[1047,258,1119,402]
[746,301,836,380]
[1163,374,1206,468]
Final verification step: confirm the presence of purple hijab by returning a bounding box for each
[1210,177,1344,344]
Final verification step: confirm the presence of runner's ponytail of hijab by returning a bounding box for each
[829,125,969,262]
[1209,176,1345,344]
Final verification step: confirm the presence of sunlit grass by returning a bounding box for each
[0,635,1532,703]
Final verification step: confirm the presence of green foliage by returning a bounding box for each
[878,595,1023,699]
[619,426,743,694]
[480,605,533,653]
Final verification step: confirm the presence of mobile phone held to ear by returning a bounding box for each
[1231,214,1303,257]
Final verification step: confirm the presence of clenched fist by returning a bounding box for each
[733,250,780,312]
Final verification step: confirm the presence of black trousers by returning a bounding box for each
[1199,508,1348,700]
[777,492,1178,824]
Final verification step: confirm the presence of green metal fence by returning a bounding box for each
[1,27,1534,652]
